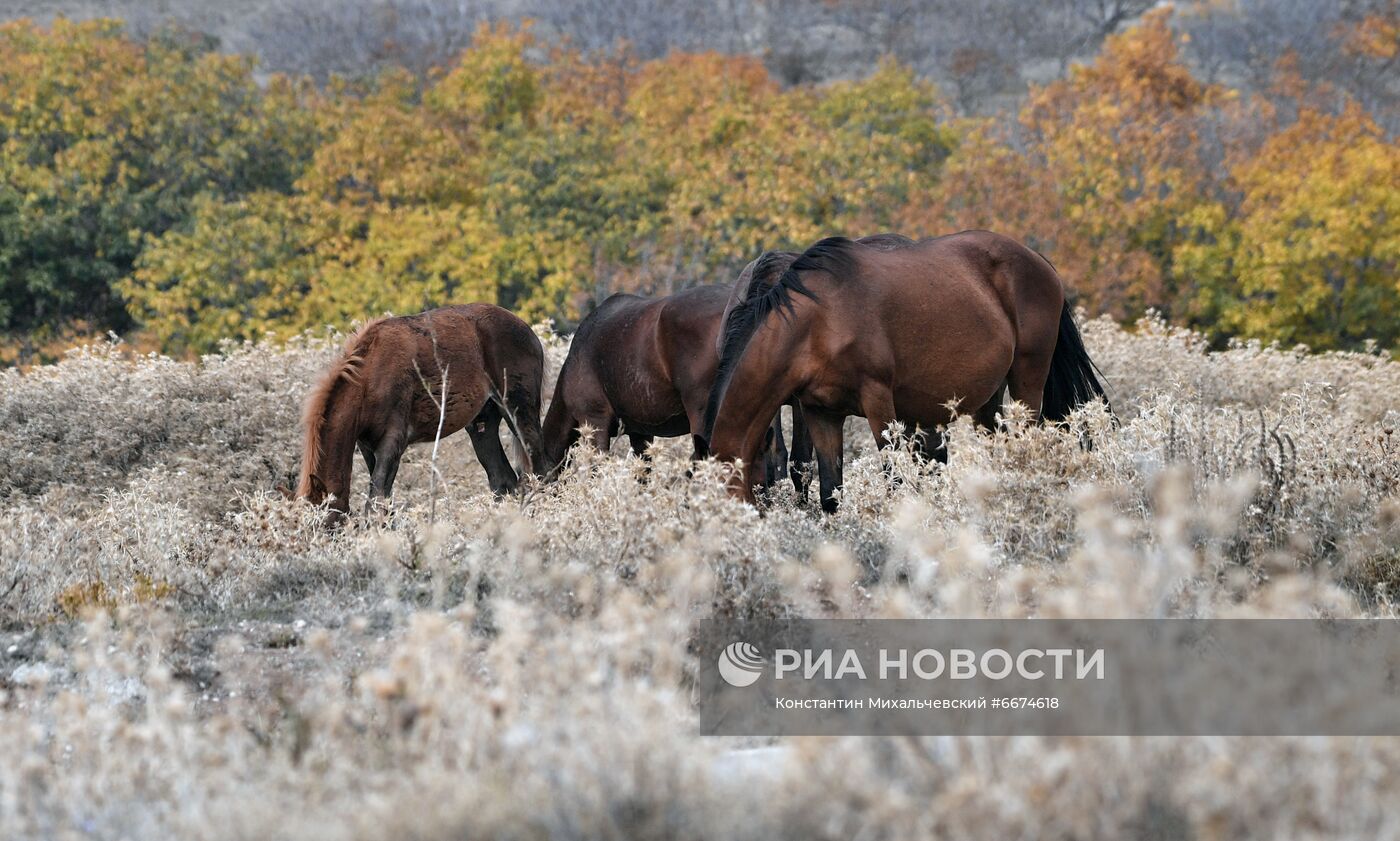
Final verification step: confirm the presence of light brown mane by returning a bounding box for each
[296,318,385,497]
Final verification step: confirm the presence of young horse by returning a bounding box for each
[297,304,546,524]
[540,285,807,494]
[704,230,1109,511]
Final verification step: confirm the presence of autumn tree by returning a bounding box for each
[0,19,319,357]
[8,11,1399,358]
[905,9,1226,323]
[1178,102,1400,349]
[123,193,319,352]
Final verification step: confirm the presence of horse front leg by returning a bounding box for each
[787,402,813,504]
[759,416,789,496]
[861,383,910,487]
[861,385,898,450]
[365,429,407,516]
[804,408,846,514]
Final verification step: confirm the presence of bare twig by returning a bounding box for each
[411,315,450,526]
[1,573,19,603]
[495,365,530,476]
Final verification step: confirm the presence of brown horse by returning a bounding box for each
[704,230,1109,511]
[714,234,911,495]
[540,285,808,494]
[297,304,546,523]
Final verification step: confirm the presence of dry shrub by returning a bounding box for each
[2,316,1399,839]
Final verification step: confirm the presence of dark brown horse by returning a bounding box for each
[297,304,545,523]
[704,230,1109,511]
[541,285,808,493]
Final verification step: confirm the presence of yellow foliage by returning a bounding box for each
[1216,104,1400,348]
[57,575,174,618]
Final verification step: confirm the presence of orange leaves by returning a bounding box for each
[1002,9,1225,319]
[1073,8,1214,112]
[628,52,777,130]
[1340,8,1400,60]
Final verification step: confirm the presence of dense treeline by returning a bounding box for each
[0,12,1396,361]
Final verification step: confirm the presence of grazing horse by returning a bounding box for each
[715,233,913,495]
[540,285,808,494]
[297,304,546,524]
[704,230,1109,511]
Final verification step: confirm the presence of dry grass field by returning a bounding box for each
[2,315,1400,839]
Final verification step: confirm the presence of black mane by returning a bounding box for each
[702,236,861,443]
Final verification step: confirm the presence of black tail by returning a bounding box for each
[1041,302,1110,422]
[494,374,545,477]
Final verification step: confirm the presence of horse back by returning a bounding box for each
[797,231,1062,423]
[558,286,730,433]
[656,285,730,400]
[552,294,668,422]
[853,231,1063,348]
[459,303,545,395]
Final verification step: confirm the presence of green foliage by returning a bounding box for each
[123,192,318,351]
[0,18,319,350]
[121,29,959,352]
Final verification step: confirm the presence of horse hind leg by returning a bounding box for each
[1008,349,1052,421]
[628,432,654,460]
[468,402,520,496]
[973,382,1009,434]
[359,440,377,476]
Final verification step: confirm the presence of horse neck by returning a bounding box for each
[321,404,361,512]
[539,383,577,478]
[300,379,362,511]
[709,315,803,468]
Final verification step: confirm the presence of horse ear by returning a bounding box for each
[275,483,295,500]
[308,475,327,500]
